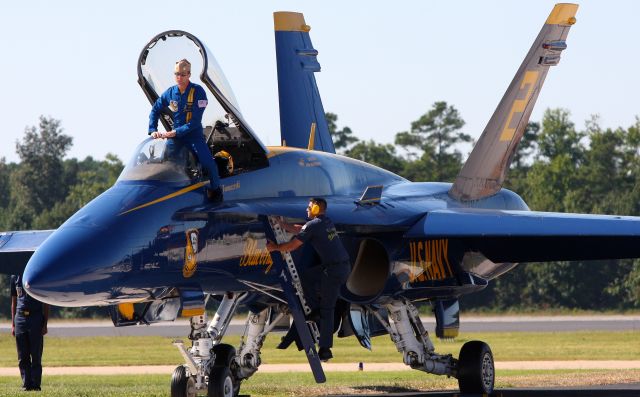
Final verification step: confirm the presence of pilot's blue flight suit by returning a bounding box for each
[295,215,351,350]
[10,275,47,391]
[148,82,221,191]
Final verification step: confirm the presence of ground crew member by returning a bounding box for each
[266,198,351,361]
[148,58,223,201]
[11,274,49,391]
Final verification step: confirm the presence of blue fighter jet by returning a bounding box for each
[0,3,635,396]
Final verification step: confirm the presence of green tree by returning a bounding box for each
[5,116,73,229]
[34,154,124,229]
[395,101,470,181]
[326,112,359,153]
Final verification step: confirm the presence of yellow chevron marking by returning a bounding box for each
[118,181,208,216]
[499,70,539,142]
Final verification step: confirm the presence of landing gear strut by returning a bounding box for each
[371,299,495,394]
[171,292,289,397]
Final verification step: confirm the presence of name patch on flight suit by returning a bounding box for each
[183,229,199,278]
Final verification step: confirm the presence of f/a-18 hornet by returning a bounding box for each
[2,3,634,396]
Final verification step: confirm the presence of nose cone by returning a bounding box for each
[24,225,130,307]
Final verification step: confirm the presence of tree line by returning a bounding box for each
[1,106,639,318]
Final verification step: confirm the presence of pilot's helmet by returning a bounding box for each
[175,59,191,75]
[214,150,234,176]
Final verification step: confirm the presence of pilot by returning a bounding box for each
[148,59,223,202]
[266,198,351,361]
[10,274,49,391]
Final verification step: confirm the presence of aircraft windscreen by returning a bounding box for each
[139,32,241,133]
[118,138,194,183]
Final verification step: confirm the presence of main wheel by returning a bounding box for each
[208,344,239,397]
[208,365,237,397]
[212,344,236,367]
[171,365,196,397]
[457,340,495,394]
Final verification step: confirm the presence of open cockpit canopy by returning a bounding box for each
[137,31,268,175]
[118,138,195,183]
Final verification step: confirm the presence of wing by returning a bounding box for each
[449,4,578,201]
[274,12,336,153]
[406,208,640,263]
[0,230,55,275]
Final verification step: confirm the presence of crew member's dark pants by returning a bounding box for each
[302,261,350,348]
[15,316,44,389]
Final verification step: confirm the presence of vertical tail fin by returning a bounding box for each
[449,3,578,201]
[274,12,336,153]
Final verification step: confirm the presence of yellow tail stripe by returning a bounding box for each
[546,3,578,25]
[119,181,208,216]
[274,12,310,32]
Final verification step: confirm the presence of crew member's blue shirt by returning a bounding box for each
[295,215,350,265]
[10,275,44,334]
[148,82,208,138]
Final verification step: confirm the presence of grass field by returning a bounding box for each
[1,370,640,397]
[0,331,638,396]
[0,330,638,367]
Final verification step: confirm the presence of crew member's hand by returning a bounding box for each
[11,324,15,337]
[164,130,177,138]
[42,324,48,336]
[266,240,278,252]
[151,131,162,139]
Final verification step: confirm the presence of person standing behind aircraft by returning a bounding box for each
[11,274,49,391]
[266,198,351,361]
[148,59,223,202]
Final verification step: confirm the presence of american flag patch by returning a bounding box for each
[197,100,208,108]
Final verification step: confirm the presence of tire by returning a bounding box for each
[208,365,237,397]
[457,340,495,394]
[208,344,239,397]
[212,344,236,367]
[171,365,196,397]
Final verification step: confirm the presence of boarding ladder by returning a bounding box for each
[265,215,325,383]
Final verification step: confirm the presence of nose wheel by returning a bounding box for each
[171,365,197,397]
[457,340,495,394]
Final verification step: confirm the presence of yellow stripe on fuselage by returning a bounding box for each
[119,181,208,216]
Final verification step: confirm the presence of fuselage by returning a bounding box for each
[23,143,529,307]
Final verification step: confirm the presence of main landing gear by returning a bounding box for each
[371,298,495,394]
[171,292,289,397]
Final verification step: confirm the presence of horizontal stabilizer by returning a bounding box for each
[449,3,578,201]
[274,12,336,153]
[407,209,640,262]
[0,230,55,275]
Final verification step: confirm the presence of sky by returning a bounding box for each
[2,1,639,164]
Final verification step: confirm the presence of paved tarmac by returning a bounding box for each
[1,315,638,337]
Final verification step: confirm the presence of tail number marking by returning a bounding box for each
[499,70,539,142]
